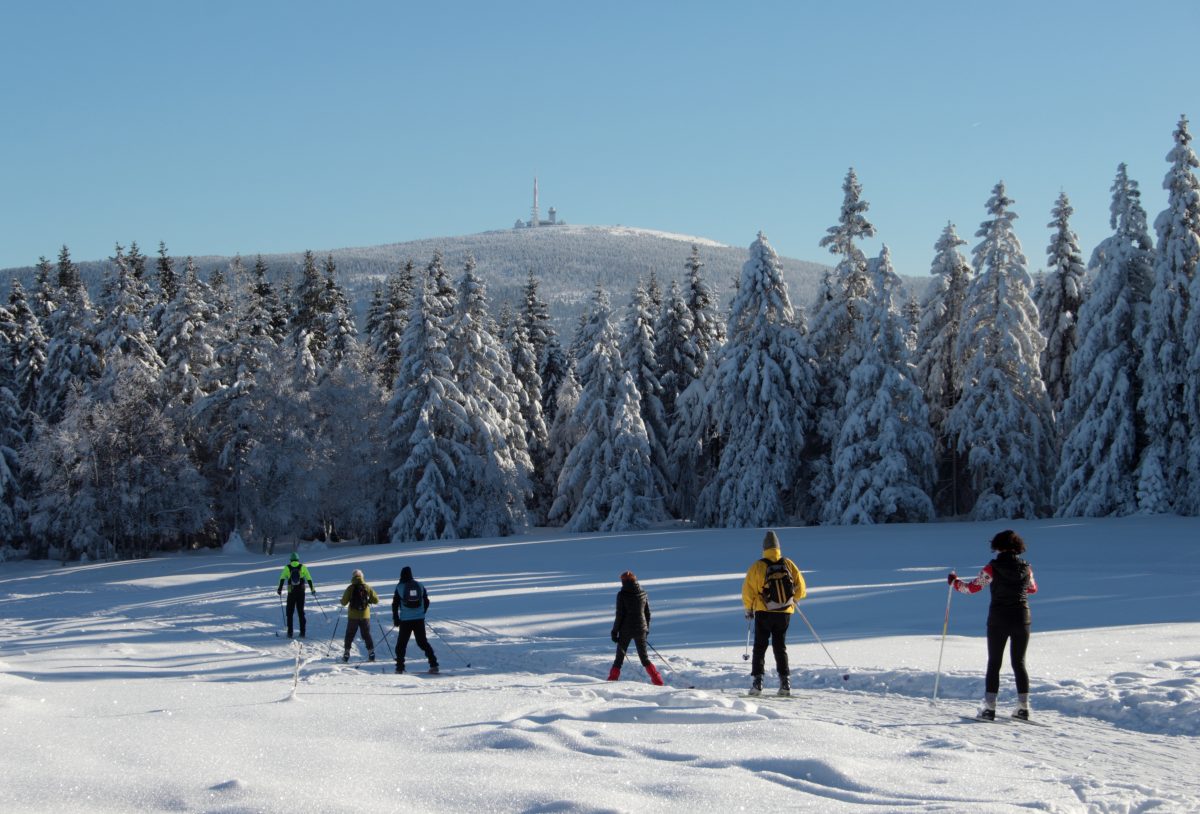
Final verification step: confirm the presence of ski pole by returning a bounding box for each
[647,642,678,674]
[310,591,330,623]
[795,606,850,682]
[743,614,752,661]
[427,621,471,668]
[327,616,342,659]
[276,592,287,632]
[932,571,955,704]
[375,617,394,659]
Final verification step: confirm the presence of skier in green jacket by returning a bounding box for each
[276,553,315,638]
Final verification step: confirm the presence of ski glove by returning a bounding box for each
[745,610,754,620]
[611,632,618,643]
[947,572,957,585]
[277,587,283,595]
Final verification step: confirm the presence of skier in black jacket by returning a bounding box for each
[948,529,1040,720]
[606,571,664,685]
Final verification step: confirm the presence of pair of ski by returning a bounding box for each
[962,712,1048,728]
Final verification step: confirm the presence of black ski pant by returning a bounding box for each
[395,619,437,669]
[343,618,375,654]
[751,610,791,678]
[285,587,307,636]
[612,633,651,669]
[985,619,1031,694]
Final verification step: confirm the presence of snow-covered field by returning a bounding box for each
[1,517,1197,813]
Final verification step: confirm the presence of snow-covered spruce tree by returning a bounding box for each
[1140,116,1200,513]
[369,259,415,391]
[696,233,817,527]
[504,313,550,521]
[0,380,25,549]
[1173,118,1200,513]
[1036,192,1086,416]
[807,169,876,518]
[913,224,975,516]
[655,279,699,428]
[519,271,568,421]
[947,183,1054,520]
[36,246,102,424]
[1054,164,1154,517]
[31,256,56,328]
[550,287,664,532]
[7,281,47,416]
[156,258,218,409]
[318,253,359,375]
[824,246,934,524]
[26,358,208,561]
[543,363,582,511]
[252,255,289,345]
[94,245,164,402]
[388,264,472,542]
[445,256,531,538]
[622,282,671,503]
[684,244,726,365]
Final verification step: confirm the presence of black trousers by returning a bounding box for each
[985,619,1031,694]
[343,618,375,653]
[396,619,437,667]
[751,611,791,678]
[613,633,650,668]
[285,588,307,635]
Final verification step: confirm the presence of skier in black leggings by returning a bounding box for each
[948,529,1039,720]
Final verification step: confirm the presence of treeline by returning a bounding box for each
[1,116,1196,561]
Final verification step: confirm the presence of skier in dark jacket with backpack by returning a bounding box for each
[949,529,1039,720]
[276,553,315,638]
[741,530,806,696]
[606,571,664,685]
[339,569,379,662]
[391,566,439,675]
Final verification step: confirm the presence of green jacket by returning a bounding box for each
[340,575,380,620]
[278,561,314,593]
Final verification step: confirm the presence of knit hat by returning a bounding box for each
[762,530,780,551]
[400,566,413,582]
[620,570,637,584]
[352,569,364,581]
[290,553,299,563]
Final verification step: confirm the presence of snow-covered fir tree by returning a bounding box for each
[1054,164,1154,517]
[684,244,725,365]
[824,246,934,524]
[1036,192,1087,415]
[318,253,359,375]
[6,282,47,416]
[1171,116,1200,513]
[654,279,699,427]
[156,258,218,408]
[368,260,415,391]
[36,246,102,424]
[504,312,550,520]
[622,282,670,502]
[696,233,817,527]
[1140,116,1200,513]
[550,287,663,532]
[914,224,975,516]
[251,255,289,345]
[445,256,531,538]
[808,169,876,517]
[947,183,1054,520]
[519,271,568,421]
[94,244,164,401]
[388,264,472,542]
[543,363,582,511]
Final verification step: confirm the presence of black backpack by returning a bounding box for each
[349,582,369,611]
[287,564,304,587]
[401,581,423,610]
[760,558,796,610]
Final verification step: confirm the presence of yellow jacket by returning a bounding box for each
[340,576,380,620]
[742,548,806,613]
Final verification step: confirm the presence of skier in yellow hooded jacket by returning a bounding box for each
[741,530,806,696]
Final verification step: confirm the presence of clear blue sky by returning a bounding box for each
[2,0,1196,278]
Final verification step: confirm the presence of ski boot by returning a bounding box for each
[368,651,376,662]
[606,666,620,682]
[428,663,440,674]
[749,675,763,696]
[395,663,405,674]
[342,649,350,663]
[1012,708,1030,721]
[778,676,791,697]
[978,707,996,721]
[646,663,664,686]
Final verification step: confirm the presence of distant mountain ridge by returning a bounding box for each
[1,225,875,329]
